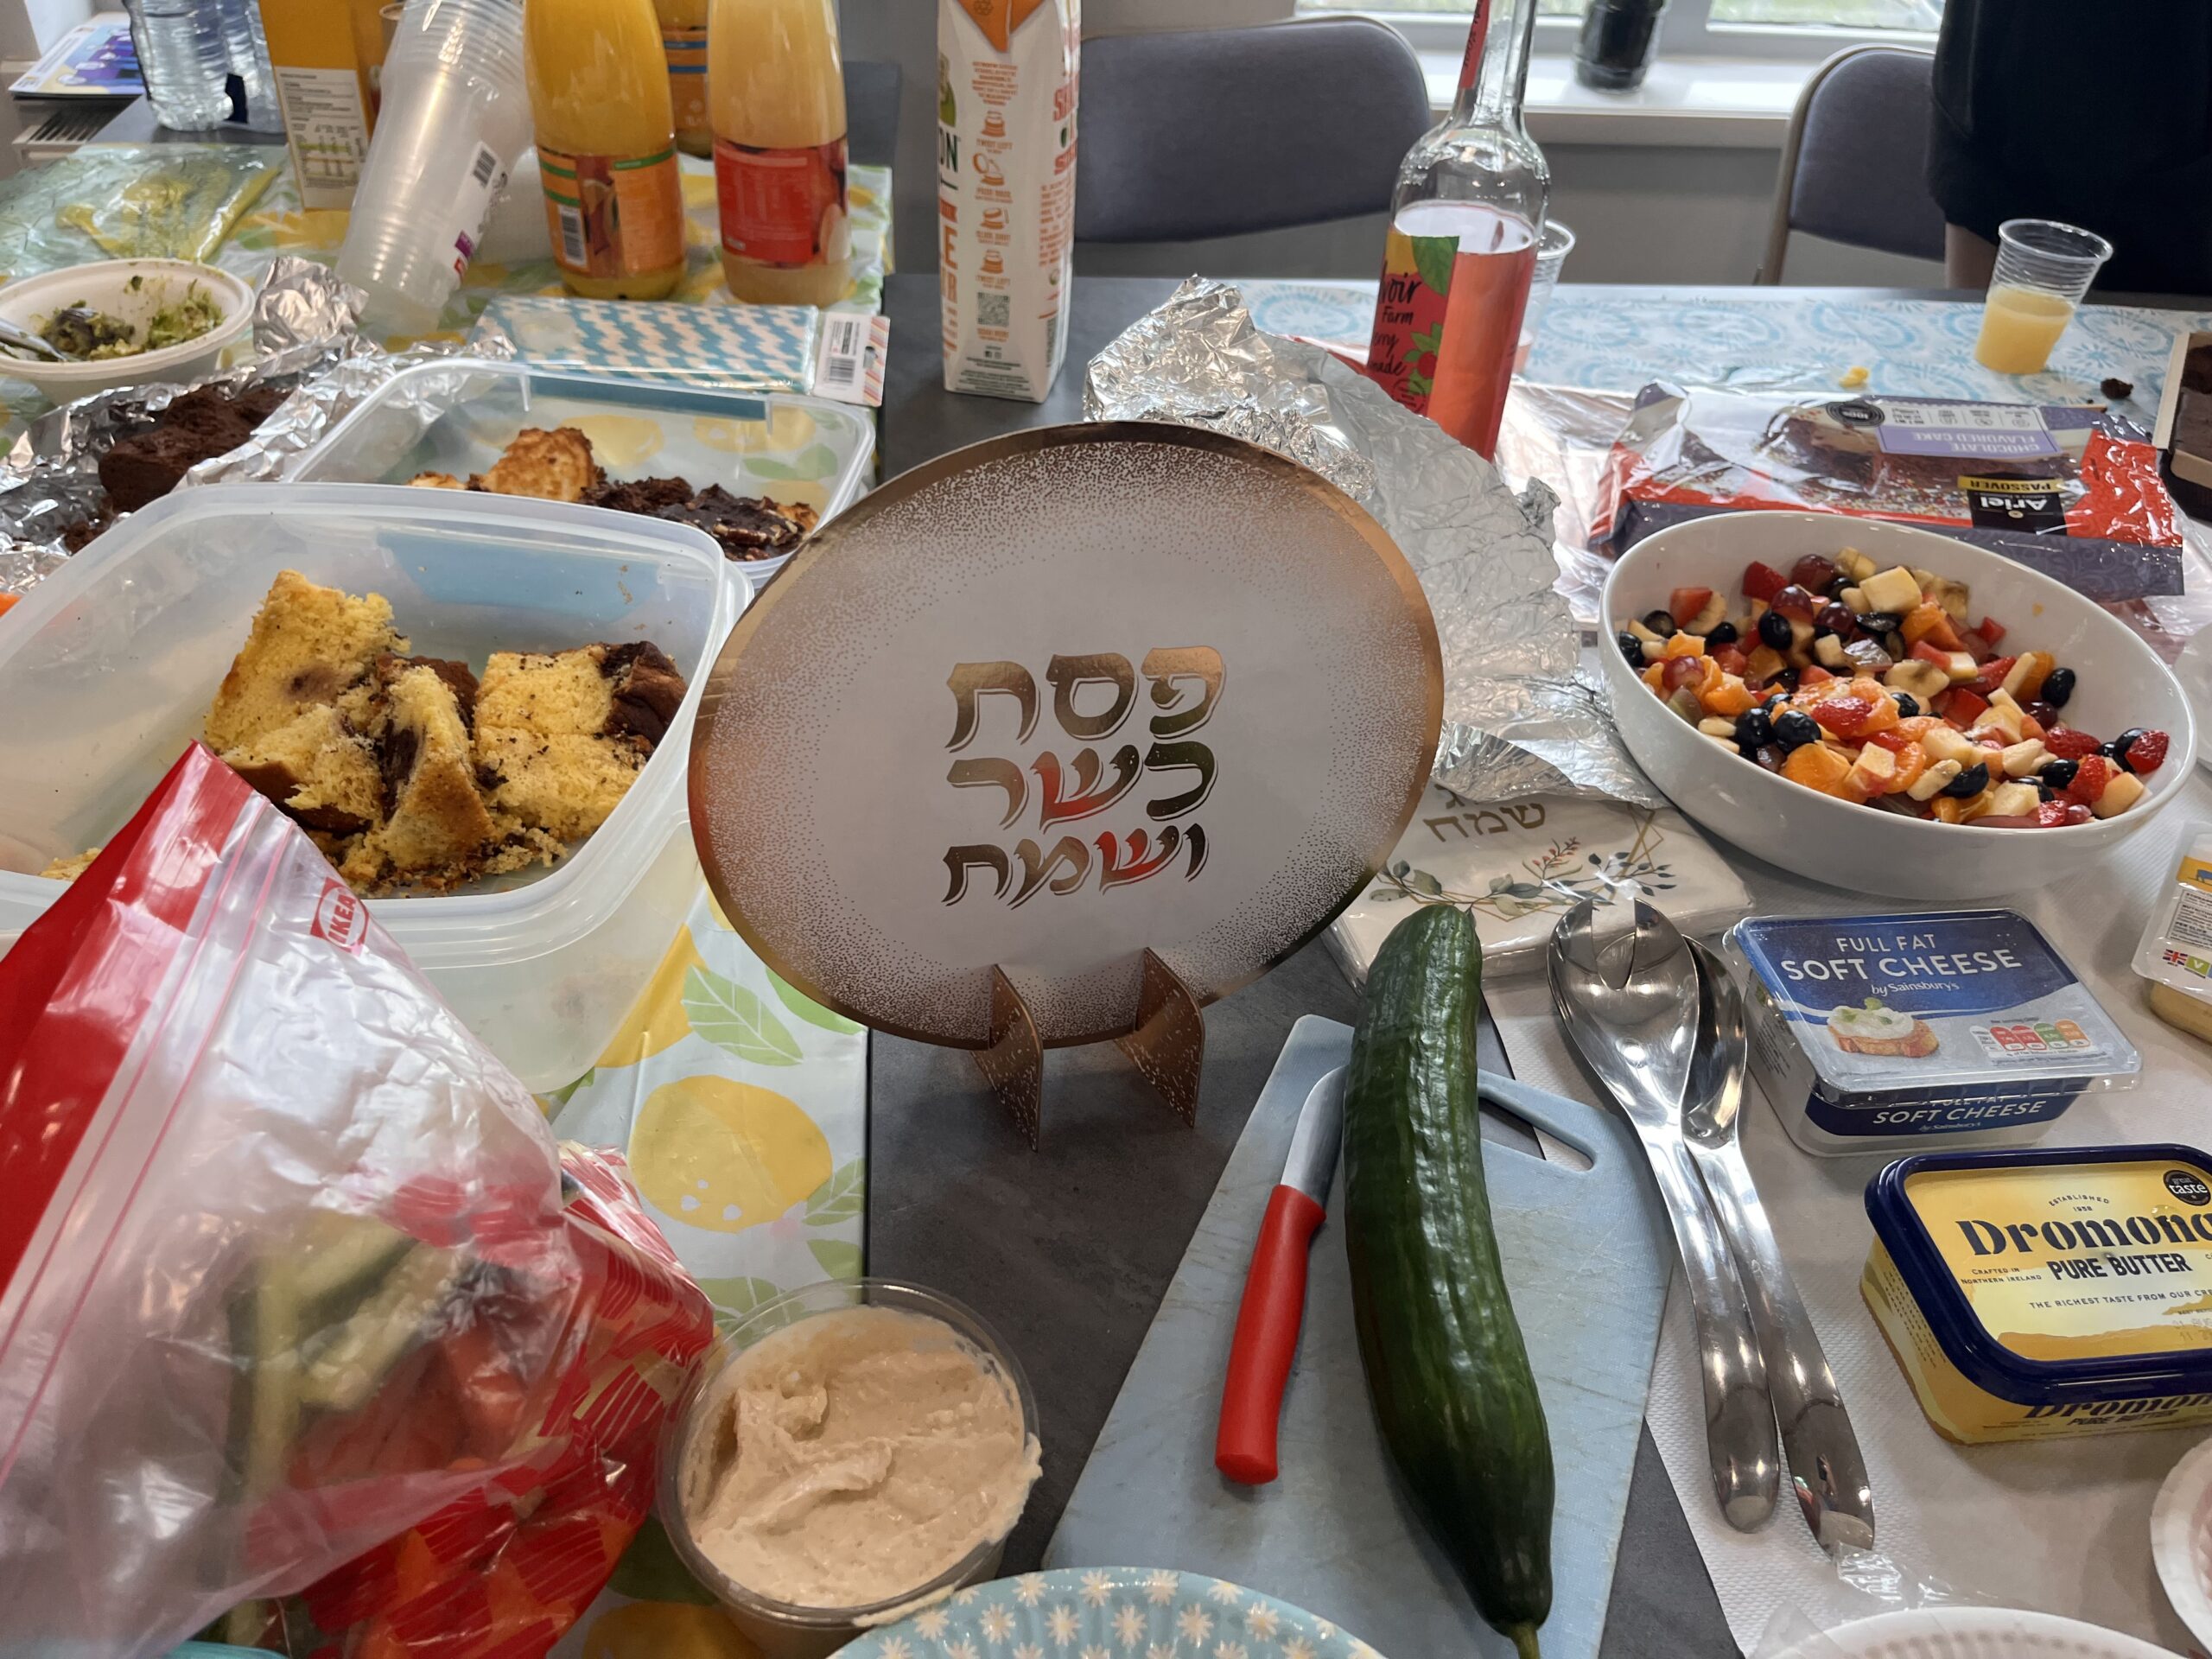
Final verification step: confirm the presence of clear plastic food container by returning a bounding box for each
[289,359,874,578]
[0,483,747,1091]
[1726,909,2140,1155]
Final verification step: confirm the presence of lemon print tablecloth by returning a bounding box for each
[545,886,868,1658]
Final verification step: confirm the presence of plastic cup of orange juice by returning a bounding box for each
[1973,218,2113,375]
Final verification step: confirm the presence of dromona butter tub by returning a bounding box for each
[1864,1144,2212,1445]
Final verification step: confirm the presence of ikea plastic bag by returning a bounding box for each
[0,744,713,1658]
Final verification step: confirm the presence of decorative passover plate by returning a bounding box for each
[833,1567,1382,1659]
[690,423,1443,1048]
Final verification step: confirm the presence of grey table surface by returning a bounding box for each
[865,267,2209,1655]
[867,270,1732,1659]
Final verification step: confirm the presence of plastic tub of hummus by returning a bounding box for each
[662,1279,1042,1659]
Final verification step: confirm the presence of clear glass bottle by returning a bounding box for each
[1365,0,1549,461]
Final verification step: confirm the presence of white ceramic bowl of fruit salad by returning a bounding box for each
[1601,512,2196,900]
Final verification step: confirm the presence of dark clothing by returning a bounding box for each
[1928,1,2212,297]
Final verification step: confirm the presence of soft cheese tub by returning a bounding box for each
[1726,909,2140,1155]
[1864,1144,2212,1444]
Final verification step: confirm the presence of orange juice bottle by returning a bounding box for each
[524,0,688,300]
[708,0,851,306]
[656,0,711,157]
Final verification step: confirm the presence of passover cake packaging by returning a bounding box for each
[0,745,712,1659]
[1598,385,2189,602]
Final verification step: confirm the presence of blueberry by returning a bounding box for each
[2041,665,2076,708]
[2037,781,2057,801]
[1642,609,1678,638]
[1942,761,1990,798]
[1705,620,1739,646]
[2107,728,2149,772]
[1758,610,1794,649]
[1734,709,1776,749]
[2042,757,2079,791]
[1771,666,1802,694]
[1891,692,1920,719]
[1774,709,1820,750]
[1616,630,1643,664]
[1826,574,1853,600]
[1857,611,1902,635]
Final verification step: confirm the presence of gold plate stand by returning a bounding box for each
[972,949,1205,1148]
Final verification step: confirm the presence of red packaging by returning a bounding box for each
[1596,385,2189,602]
[0,746,711,1659]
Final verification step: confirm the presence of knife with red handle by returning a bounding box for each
[1215,1065,1345,1486]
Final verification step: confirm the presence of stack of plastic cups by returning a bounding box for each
[336,0,531,339]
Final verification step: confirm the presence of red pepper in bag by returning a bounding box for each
[0,746,711,1659]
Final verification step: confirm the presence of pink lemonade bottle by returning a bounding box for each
[1366,0,1549,461]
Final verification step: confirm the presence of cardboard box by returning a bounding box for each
[257,0,389,211]
[2152,328,2212,520]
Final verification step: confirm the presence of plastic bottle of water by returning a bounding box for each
[124,0,232,131]
[217,0,283,132]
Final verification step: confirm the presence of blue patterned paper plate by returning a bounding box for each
[835,1567,1382,1659]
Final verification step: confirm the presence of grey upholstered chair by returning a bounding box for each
[1074,17,1434,245]
[1756,44,1946,283]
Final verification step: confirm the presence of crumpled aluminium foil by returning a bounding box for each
[0,257,510,597]
[1084,276,1657,808]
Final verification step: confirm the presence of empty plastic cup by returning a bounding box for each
[1974,218,2113,375]
[1514,218,1574,372]
[336,0,530,338]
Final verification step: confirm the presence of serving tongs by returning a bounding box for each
[1683,937,1874,1554]
[1548,897,1779,1531]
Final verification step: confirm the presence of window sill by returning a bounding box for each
[1420,51,1809,148]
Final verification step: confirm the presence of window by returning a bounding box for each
[1297,0,1944,60]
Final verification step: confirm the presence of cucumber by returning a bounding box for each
[1342,903,1554,1659]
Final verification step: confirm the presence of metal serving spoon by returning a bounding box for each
[0,318,63,362]
[1548,898,1779,1531]
[1683,938,1875,1554]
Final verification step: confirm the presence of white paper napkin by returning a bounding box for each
[1491,767,2212,1653]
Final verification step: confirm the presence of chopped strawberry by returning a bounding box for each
[2044,728,2104,760]
[2063,753,2113,806]
[1669,585,1715,626]
[1910,639,1959,669]
[1961,656,2016,698]
[1742,561,1789,602]
[1798,663,1835,685]
[1945,689,1990,730]
[2035,799,2074,828]
[2125,729,2170,774]
[1812,693,1883,737]
[1712,643,1750,676]
[1974,616,2006,646]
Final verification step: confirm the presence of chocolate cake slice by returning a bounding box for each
[474,641,689,840]
[99,384,288,514]
[204,570,408,753]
